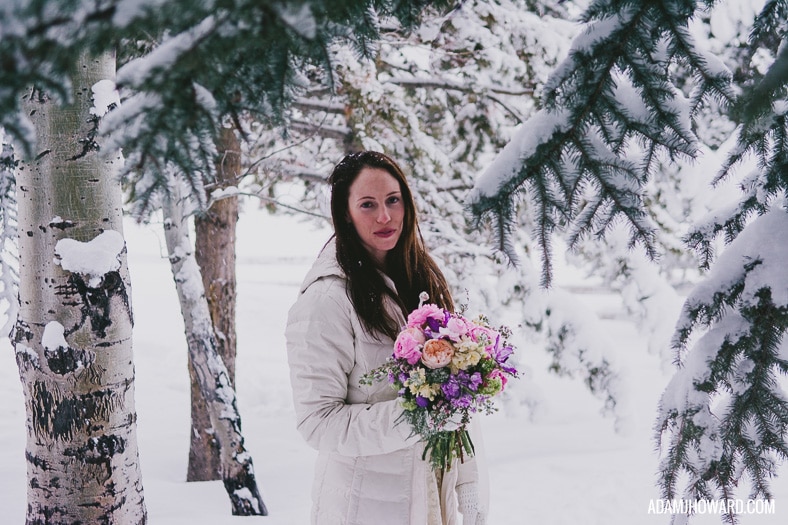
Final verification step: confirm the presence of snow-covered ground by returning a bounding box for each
[1,205,785,524]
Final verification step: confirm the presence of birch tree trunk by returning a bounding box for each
[161,180,266,515]
[13,50,147,524]
[188,125,240,481]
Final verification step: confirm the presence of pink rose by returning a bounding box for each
[421,339,455,369]
[394,327,426,365]
[440,315,471,341]
[469,324,498,348]
[407,304,445,328]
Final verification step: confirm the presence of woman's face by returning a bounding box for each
[347,167,405,266]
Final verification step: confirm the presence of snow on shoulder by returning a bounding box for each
[55,230,125,287]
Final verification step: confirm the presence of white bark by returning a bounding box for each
[13,50,146,524]
[161,179,267,516]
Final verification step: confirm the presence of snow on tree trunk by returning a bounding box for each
[13,50,147,524]
[188,125,240,482]
[161,179,266,515]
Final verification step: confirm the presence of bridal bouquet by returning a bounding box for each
[362,293,518,472]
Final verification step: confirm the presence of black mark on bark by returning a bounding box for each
[65,434,126,479]
[13,321,40,371]
[31,382,126,441]
[49,218,76,230]
[55,270,131,338]
[35,149,51,160]
[25,451,50,472]
[68,114,101,161]
[27,503,70,525]
[45,343,93,375]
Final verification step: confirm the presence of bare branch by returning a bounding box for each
[386,75,534,96]
[289,119,351,141]
[292,97,346,114]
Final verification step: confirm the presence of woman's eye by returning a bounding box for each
[387,196,401,205]
[360,201,374,209]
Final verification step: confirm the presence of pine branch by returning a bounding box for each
[471,1,734,282]
[657,212,788,523]
[0,137,19,336]
[749,0,788,47]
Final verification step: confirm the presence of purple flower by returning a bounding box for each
[426,317,442,332]
[492,343,513,363]
[416,395,430,408]
[451,395,472,408]
[468,372,483,392]
[441,379,460,399]
[501,364,517,376]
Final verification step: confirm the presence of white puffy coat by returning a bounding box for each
[285,241,483,525]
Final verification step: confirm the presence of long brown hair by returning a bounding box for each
[329,151,454,339]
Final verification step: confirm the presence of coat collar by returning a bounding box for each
[299,237,399,296]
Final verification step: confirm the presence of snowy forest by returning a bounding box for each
[0,0,786,524]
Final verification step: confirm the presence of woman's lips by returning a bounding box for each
[374,228,397,238]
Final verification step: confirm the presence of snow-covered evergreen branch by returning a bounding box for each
[656,211,788,522]
[689,90,787,270]
[1,0,453,215]
[0,131,19,337]
[468,0,734,284]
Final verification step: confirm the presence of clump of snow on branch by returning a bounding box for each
[90,79,120,117]
[41,321,69,353]
[13,342,39,368]
[117,16,217,89]
[172,241,205,303]
[675,208,788,341]
[469,108,571,200]
[55,230,125,287]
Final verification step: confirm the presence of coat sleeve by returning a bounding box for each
[285,281,417,457]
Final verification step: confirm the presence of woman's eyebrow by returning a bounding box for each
[356,191,400,202]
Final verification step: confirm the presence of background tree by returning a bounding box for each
[189,125,241,481]
[466,0,787,522]
[13,50,147,525]
[1,0,454,516]
[160,173,265,515]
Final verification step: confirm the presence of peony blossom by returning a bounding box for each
[421,339,455,369]
[406,303,445,328]
[394,327,426,365]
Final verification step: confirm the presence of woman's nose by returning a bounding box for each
[377,208,391,223]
